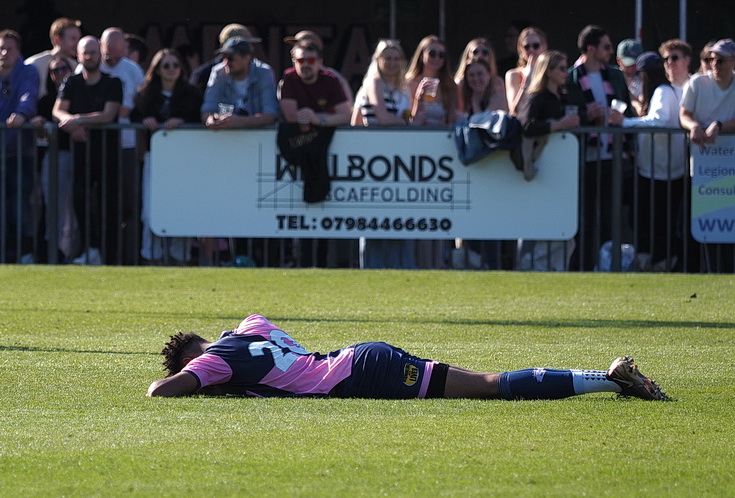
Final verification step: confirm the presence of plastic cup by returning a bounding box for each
[218,103,234,117]
[421,77,440,102]
[611,99,628,113]
[564,105,578,116]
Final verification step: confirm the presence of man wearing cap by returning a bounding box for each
[679,38,735,273]
[680,38,735,146]
[617,38,643,114]
[200,36,278,129]
[282,30,353,106]
[190,24,262,92]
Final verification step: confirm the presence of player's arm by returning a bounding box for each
[147,371,198,397]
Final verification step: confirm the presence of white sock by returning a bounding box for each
[571,370,622,394]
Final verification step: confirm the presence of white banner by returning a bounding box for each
[691,136,735,243]
[150,128,578,240]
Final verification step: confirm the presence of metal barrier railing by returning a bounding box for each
[1,122,732,272]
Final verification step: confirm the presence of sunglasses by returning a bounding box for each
[293,57,318,65]
[427,49,446,59]
[663,54,680,63]
[523,42,541,51]
[472,48,490,56]
[161,62,181,70]
[50,65,71,74]
[708,56,730,65]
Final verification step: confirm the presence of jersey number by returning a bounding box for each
[248,330,309,372]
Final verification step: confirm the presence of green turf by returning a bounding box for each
[1,267,733,496]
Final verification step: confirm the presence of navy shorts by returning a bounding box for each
[333,342,448,399]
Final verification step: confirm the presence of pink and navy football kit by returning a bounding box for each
[182,314,447,398]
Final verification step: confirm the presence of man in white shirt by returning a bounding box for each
[99,27,146,264]
[659,39,692,102]
[26,17,81,98]
[680,38,735,146]
[679,38,735,273]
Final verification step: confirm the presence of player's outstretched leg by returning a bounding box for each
[441,356,668,401]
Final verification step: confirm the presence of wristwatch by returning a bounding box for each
[319,116,326,127]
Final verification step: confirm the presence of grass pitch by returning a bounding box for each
[1,267,733,496]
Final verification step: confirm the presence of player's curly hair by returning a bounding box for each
[161,332,208,377]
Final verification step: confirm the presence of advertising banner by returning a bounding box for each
[691,136,735,243]
[150,128,578,240]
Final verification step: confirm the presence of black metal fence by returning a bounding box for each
[1,122,732,272]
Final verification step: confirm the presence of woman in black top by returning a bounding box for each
[516,51,579,271]
[519,50,578,136]
[132,48,202,265]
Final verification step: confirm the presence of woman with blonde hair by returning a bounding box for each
[406,35,457,126]
[520,50,579,134]
[505,27,548,115]
[352,40,415,268]
[351,39,410,126]
[405,35,457,268]
[516,50,578,270]
[455,38,507,115]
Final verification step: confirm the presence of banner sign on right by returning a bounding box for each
[691,136,735,243]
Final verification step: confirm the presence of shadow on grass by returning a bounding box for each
[267,316,735,330]
[8,308,734,330]
[0,345,157,355]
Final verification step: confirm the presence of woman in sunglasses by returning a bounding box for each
[505,27,548,115]
[405,35,457,269]
[516,51,578,270]
[454,38,507,116]
[132,48,202,265]
[406,35,457,126]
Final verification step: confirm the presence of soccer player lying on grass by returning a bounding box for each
[147,314,668,400]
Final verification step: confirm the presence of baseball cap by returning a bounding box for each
[711,38,735,58]
[617,39,643,66]
[218,24,261,45]
[283,30,324,50]
[216,36,252,56]
[635,52,663,73]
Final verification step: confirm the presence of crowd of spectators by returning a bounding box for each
[1,17,734,271]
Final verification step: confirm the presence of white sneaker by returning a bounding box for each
[72,248,103,265]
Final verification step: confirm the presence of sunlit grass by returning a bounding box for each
[1,267,732,496]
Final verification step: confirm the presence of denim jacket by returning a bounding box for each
[201,58,279,119]
[1,56,39,154]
